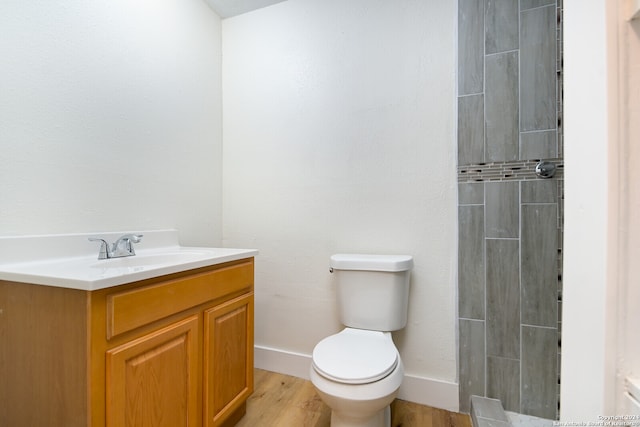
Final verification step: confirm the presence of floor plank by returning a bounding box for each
[236,369,471,427]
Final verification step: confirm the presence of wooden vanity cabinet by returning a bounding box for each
[0,257,254,427]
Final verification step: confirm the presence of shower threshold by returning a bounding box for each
[507,411,554,427]
[470,396,554,427]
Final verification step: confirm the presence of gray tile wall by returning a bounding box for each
[520,5,557,132]
[457,0,563,419]
[485,52,519,161]
[458,0,484,96]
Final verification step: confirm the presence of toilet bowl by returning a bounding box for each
[310,328,404,427]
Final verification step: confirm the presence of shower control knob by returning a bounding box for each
[535,161,556,179]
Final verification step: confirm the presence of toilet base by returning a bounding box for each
[330,404,391,427]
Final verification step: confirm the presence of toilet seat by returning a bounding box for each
[312,328,398,385]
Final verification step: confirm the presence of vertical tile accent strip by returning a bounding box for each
[485,52,519,161]
[487,356,521,412]
[520,6,557,132]
[485,0,519,55]
[521,326,558,419]
[521,204,558,327]
[459,0,484,95]
[458,94,485,164]
[486,239,520,359]
[485,182,519,238]
[459,319,486,413]
[459,205,486,319]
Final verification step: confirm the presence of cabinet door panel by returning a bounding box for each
[106,316,199,427]
[204,293,254,427]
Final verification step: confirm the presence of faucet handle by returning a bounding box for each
[118,234,143,244]
[113,234,144,256]
[88,237,109,260]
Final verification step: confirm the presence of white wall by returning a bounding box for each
[561,0,618,419]
[0,0,223,246]
[563,0,640,416]
[222,0,458,408]
[612,0,640,415]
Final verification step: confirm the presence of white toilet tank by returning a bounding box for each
[330,254,413,331]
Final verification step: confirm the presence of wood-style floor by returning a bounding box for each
[235,369,472,427]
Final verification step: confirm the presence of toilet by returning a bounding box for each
[310,253,413,427]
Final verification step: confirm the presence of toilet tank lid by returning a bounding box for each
[330,254,413,272]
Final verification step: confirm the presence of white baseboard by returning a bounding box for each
[254,345,313,380]
[254,345,459,413]
[397,373,459,413]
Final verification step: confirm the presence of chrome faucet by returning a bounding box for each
[88,234,143,260]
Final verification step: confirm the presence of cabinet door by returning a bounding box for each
[204,292,254,427]
[106,315,200,427]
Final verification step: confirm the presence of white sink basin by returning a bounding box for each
[90,250,214,269]
[0,230,258,291]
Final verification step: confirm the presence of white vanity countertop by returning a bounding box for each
[0,230,258,291]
